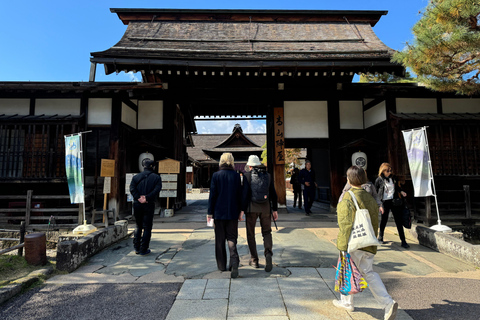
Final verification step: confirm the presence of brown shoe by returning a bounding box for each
[249,259,260,268]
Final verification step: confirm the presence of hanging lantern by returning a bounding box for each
[352,151,367,170]
[139,152,154,172]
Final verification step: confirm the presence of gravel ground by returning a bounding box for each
[0,283,182,320]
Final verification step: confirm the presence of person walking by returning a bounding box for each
[290,167,302,209]
[333,166,398,320]
[129,160,162,256]
[299,160,317,215]
[338,170,384,215]
[374,163,409,248]
[207,153,246,278]
[244,155,278,272]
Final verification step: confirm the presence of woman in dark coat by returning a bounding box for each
[207,153,247,278]
[291,167,302,209]
[374,162,409,248]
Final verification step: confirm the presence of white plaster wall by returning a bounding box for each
[396,98,437,113]
[121,103,137,129]
[0,99,30,115]
[364,101,386,128]
[442,99,480,113]
[339,101,363,129]
[138,100,163,130]
[35,99,80,115]
[284,101,328,138]
[88,98,112,125]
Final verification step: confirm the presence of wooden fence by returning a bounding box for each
[0,221,26,256]
[0,190,81,230]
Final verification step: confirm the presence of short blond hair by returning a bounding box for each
[219,153,235,167]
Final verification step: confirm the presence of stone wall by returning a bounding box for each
[56,220,129,272]
[415,225,480,268]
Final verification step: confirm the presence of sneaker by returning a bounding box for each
[305,212,311,216]
[139,249,151,256]
[332,299,354,312]
[249,259,260,268]
[265,254,273,272]
[385,300,398,320]
[401,243,410,249]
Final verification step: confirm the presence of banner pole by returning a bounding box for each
[423,126,452,232]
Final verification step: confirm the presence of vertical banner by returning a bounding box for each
[273,107,285,165]
[402,128,434,197]
[65,134,84,204]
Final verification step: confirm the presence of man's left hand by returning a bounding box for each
[272,211,278,221]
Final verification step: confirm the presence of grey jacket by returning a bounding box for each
[338,181,382,208]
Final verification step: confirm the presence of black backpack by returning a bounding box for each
[247,168,270,204]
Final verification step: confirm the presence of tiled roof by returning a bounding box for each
[91,9,403,75]
[188,133,266,162]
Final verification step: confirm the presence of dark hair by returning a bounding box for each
[143,160,155,170]
[347,166,367,186]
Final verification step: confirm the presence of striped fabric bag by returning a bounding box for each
[334,251,368,295]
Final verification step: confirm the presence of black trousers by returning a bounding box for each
[379,199,406,244]
[214,219,239,271]
[293,185,302,208]
[133,203,155,252]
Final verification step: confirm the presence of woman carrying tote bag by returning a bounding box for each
[333,166,398,320]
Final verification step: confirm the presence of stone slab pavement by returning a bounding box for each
[2,193,480,319]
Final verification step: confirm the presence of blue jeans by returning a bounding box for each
[133,203,154,252]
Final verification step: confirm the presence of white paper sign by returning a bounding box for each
[161,174,177,182]
[125,173,136,195]
[103,177,111,194]
[160,190,177,198]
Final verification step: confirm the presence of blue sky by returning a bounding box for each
[0,0,428,133]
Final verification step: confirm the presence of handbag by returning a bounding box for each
[392,197,403,207]
[347,190,381,253]
[402,204,412,229]
[334,251,368,295]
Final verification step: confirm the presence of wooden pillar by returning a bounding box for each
[271,106,286,206]
[108,97,122,214]
[327,99,341,207]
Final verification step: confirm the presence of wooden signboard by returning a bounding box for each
[160,173,178,198]
[273,107,285,165]
[100,159,115,177]
[158,158,181,174]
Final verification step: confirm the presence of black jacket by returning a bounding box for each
[208,166,248,220]
[374,175,403,203]
[130,169,162,206]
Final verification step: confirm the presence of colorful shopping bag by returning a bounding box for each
[334,251,368,295]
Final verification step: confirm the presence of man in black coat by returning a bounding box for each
[299,160,317,216]
[130,160,162,255]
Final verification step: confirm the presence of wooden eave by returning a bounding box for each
[110,8,387,27]
[91,8,404,78]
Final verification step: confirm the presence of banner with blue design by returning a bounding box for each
[65,134,84,204]
[402,128,434,197]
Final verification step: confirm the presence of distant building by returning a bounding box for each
[187,124,265,188]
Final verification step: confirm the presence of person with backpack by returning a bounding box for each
[243,155,278,272]
[129,160,162,256]
[208,153,247,278]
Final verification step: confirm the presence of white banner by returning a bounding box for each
[402,128,434,197]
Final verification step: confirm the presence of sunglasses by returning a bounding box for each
[386,169,392,173]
